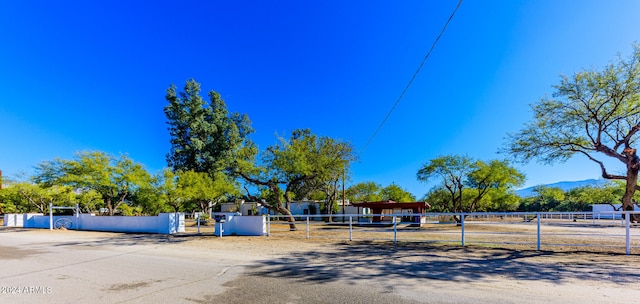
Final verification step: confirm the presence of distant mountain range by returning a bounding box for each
[515,179,611,198]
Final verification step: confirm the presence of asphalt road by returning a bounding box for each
[0,229,420,304]
[0,229,246,303]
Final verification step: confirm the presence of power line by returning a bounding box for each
[359,0,463,155]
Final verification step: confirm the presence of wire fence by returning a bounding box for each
[264,211,640,255]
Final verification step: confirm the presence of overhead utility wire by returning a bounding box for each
[359,0,463,155]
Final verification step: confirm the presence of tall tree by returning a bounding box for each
[380,183,416,202]
[505,45,640,219]
[346,181,383,203]
[417,155,473,220]
[466,159,525,212]
[235,129,355,230]
[164,79,253,177]
[417,155,524,221]
[34,151,152,216]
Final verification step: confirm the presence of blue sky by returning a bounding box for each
[1,1,639,198]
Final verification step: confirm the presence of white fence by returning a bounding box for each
[3,213,185,235]
[266,211,640,255]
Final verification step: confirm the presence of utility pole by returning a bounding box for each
[342,166,346,222]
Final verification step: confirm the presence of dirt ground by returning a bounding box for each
[185,218,640,254]
[179,223,640,303]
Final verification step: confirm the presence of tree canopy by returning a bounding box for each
[346,182,383,203]
[517,183,627,212]
[505,45,640,216]
[164,79,253,177]
[235,128,355,229]
[417,155,524,220]
[346,181,416,203]
[33,151,153,216]
[172,170,239,214]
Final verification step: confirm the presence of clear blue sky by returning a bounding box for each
[1,0,639,198]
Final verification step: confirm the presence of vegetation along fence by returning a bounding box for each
[265,211,640,255]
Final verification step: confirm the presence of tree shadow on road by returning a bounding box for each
[250,241,640,285]
[51,232,192,247]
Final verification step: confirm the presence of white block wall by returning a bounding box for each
[213,213,266,236]
[3,213,185,235]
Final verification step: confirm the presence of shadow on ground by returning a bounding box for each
[250,241,640,285]
[50,232,195,248]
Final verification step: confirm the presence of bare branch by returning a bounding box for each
[578,151,626,179]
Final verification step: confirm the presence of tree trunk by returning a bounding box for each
[620,147,640,222]
[273,186,297,231]
[276,203,297,231]
[324,202,334,223]
[622,167,639,222]
[237,173,298,230]
[106,197,114,216]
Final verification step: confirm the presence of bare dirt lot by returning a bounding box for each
[189,218,640,254]
[1,224,640,303]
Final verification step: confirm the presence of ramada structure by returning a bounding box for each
[352,200,431,225]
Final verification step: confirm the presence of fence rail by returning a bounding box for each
[265,211,640,255]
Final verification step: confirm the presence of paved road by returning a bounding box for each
[0,229,420,304]
[1,229,249,303]
[2,228,640,304]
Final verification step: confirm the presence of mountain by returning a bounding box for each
[515,179,611,198]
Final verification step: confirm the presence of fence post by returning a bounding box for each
[306,216,309,239]
[537,213,541,251]
[461,212,465,247]
[267,214,271,237]
[626,212,631,255]
[349,216,353,242]
[393,215,397,245]
[197,213,201,234]
[49,202,53,230]
[75,204,80,231]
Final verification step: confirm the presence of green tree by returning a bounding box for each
[131,172,170,215]
[235,129,355,230]
[518,186,565,212]
[420,187,451,212]
[75,189,105,214]
[164,79,253,177]
[380,183,416,202]
[0,181,77,214]
[560,186,615,212]
[505,45,640,219]
[346,181,383,203]
[34,151,152,216]
[157,169,182,213]
[178,170,239,214]
[479,188,520,212]
[466,159,525,212]
[417,155,524,221]
[417,155,472,220]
